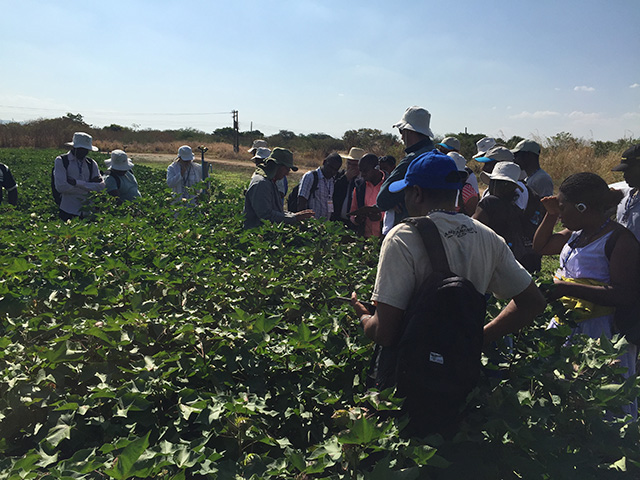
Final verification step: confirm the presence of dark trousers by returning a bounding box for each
[59,209,78,221]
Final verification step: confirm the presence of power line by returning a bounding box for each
[0,105,232,116]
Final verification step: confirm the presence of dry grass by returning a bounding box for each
[541,147,622,186]
[100,140,326,171]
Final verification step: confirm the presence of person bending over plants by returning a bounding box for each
[533,172,639,419]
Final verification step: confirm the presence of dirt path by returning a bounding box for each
[131,153,313,181]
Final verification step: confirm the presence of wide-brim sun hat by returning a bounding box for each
[251,147,271,162]
[248,139,268,153]
[65,132,99,152]
[388,149,465,193]
[472,137,496,158]
[341,147,365,161]
[105,149,134,171]
[267,147,298,171]
[178,145,195,161]
[479,161,523,190]
[392,106,434,138]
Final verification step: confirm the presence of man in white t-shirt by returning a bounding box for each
[352,149,545,349]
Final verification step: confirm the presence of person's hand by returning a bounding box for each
[295,209,314,221]
[548,277,570,300]
[350,291,371,319]
[541,195,560,216]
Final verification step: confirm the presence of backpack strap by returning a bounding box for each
[87,157,94,177]
[309,170,319,198]
[404,216,452,274]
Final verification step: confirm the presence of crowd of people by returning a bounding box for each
[3,114,639,433]
[239,105,640,430]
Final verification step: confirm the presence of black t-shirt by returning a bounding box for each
[0,163,16,203]
[477,195,525,255]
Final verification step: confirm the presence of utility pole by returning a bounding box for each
[232,110,239,153]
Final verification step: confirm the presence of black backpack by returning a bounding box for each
[287,170,318,212]
[370,217,487,406]
[51,154,97,206]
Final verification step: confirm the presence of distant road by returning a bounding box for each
[131,153,312,181]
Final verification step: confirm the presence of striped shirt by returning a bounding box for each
[299,168,334,219]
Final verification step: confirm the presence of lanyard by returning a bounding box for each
[621,189,639,223]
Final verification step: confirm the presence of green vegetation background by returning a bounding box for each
[0,149,638,479]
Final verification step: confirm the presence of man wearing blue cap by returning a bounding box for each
[351,150,545,429]
[353,149,544,343]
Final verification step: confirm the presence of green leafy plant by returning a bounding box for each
[0,148,638,479]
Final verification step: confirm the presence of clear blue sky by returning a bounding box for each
[1,0,639,142]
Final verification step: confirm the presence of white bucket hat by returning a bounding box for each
[251,147,271,162]
[65,132,98,152]
[340,147,365,162]
[178,145,194,161]
[472,137,496,158]
[480,162,523,190]
[392,106,434,138]
[105,149,134,171]
[248,139,268,153]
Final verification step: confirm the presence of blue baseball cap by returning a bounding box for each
[388,149,465,193]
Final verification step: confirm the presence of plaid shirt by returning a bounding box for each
[299,168,334,219]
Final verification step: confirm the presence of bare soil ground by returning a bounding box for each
[131,153,312,182]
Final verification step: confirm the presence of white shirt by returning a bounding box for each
[167,161,203,200]
[54,151,106,215]
[372,213,532,310]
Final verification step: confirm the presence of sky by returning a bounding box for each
[1,0,639,143]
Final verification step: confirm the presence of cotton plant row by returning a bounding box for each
[0,148,637,479]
